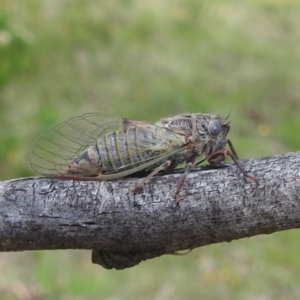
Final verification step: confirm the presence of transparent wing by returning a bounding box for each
[27,112,125,176]
[27,112,188,179]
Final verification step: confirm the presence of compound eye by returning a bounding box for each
[208,119,222,136]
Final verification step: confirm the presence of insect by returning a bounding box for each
[28,112,255,202]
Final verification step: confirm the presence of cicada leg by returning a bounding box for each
[207,139,256,183]
[128,160,172,193]
[175,161,195,203]
[129,159,197,204]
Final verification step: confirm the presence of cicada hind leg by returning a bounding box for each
[128,160,172,193]
[128,159,196,204]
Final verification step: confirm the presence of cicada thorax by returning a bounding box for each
[156,114,212,155]
[156,114,194,136]
[66,122,187,178]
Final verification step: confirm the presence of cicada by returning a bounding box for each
[28,112,255,202]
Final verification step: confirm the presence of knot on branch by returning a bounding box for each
[91,249,165,270]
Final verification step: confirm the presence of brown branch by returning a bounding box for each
[0,152,300,269]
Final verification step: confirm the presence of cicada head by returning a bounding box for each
[195,114,230,155]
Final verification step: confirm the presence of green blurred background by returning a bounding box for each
[1,0,300,299]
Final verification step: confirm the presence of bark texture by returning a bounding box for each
[0,152,300,269]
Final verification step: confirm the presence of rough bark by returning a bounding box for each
[0,152,300,270]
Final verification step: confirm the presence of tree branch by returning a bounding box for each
[1,152,300,269]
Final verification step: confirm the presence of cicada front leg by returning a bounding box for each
[207,139,256,183]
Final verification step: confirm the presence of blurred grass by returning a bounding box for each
[1,0,300,299]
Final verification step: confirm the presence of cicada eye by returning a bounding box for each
[208,119,222,136]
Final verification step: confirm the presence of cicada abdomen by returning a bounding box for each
[28,113,187,180]
[28,113,120,177]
